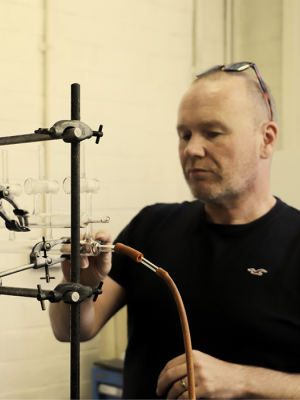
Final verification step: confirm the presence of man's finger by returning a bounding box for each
[80,255,89,269]
[156,362,187,397]
[95,229,112,243]
[158,353,186,380]
[166,376,189,400]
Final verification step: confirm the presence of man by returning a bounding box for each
[50,63,300,399]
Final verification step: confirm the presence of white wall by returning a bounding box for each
[228,0,300,210]
[1,0,300,398]
[271,0,300,209]
[0,0,193,398]
[232,0,282,136]
[194,0,300,210]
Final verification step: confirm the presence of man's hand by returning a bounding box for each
[156,350,245,399]
[50,230,128,343]
[60,230,112,289]
[157,350,300,399]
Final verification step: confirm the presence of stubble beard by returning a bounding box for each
[185,169,256,205]
[186,175,227,203]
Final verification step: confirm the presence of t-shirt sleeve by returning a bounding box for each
[108,206,150,289]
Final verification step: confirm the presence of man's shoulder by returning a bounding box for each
[277,198,300,220]
[121,200,204,239]
[139,200,204,219]
[266,198,300,237]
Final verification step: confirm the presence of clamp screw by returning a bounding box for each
[93,280,104,302]
[74,128,82,138]
[47,257,52,264]
[44,242,51,250]
[3,190,9,196]
[93,125,103,144]
[37,284,46,311]
[71,292,80,302]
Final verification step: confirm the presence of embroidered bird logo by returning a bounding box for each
[247,268,268,276]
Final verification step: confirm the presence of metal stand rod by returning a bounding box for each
[70,83,81,400]
[0,263,35,278]
[0,83,101,400]
[0,133,60,146]
[0,286,51,297]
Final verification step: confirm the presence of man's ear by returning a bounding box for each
[260,121,278,159]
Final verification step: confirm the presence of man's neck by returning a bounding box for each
[204,194,277,225]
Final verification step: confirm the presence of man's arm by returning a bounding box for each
[49,230,127,342]
[156,350,300,399]
[49,276,127,342]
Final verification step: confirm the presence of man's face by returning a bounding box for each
[178,76,264,204]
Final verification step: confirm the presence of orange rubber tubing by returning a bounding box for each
[114,243,143,262]
[114,243,196,399]
[155,268,196,400]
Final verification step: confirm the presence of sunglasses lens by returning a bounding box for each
[225,62,253,72]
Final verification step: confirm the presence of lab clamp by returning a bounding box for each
[0,84,104,400]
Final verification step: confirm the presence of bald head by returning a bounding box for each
[193,69,278,127]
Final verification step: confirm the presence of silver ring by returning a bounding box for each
[181,379,187,390]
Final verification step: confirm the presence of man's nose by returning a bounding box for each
[184,134,206,158]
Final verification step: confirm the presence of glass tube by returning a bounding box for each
[64,143,99,194]
[32,192,41,215]
[63,177,99,194]
[45,192,52,239]
[24,179,59,195]
[0,213,109,228]
[0,150,22,195]
[0,239,114,256]
[28,212,108,228]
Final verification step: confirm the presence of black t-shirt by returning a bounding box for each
[109,198,300,399]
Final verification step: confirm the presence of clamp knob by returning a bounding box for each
[37,284,46,310]
[93,280,104,302]
[39,237,55,282]
[93,125,103,144]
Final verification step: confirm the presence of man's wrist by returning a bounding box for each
[229,363,250,398]
[235,365,296,399]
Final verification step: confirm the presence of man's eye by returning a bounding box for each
[179,133,191,141]
[206,131,221,138]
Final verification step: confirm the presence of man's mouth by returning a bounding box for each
[187,167,211,175]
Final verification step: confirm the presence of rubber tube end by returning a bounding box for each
[114,243,143,263]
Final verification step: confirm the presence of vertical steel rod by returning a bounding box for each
[70,83,81,400]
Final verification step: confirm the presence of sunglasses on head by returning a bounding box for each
[196,62,273,121]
